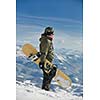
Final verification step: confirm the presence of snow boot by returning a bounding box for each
[42,77,51,91]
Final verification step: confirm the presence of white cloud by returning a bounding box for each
[54,33,83,51]
[19,15,82,24]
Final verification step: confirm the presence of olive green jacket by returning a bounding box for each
[39,34,54,63]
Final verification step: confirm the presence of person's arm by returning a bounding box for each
[40,39,50,63]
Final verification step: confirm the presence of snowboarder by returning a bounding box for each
[39,27,57,91]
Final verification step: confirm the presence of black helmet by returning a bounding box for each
[44,27,54,35]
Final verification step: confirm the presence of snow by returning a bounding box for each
[74,77,79,82]
[56,54,65,62]
[16,81,82,100]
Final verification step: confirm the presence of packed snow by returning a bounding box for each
[16,81,82,100]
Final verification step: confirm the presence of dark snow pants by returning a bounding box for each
[42,67,57,91]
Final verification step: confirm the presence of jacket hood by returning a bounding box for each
[39,34,53,41]
[39,34,47,41]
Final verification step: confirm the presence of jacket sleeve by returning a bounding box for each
[39,39,50,63]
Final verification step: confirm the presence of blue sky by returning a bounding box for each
[16,0,83,51]
[17,0,83,20]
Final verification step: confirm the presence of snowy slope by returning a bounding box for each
[16,81,82,100]
[16,43,83,100]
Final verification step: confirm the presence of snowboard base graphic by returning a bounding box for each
[22,43,72,88]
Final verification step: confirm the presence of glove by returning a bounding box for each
[39,62,44,69]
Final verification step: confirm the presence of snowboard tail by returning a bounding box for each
[22,43,72,88]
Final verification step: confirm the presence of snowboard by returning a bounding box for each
[22,43,72,88]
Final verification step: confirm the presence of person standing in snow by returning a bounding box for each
[39,27,57,91]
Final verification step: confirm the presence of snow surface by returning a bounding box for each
[16,81,82,100]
